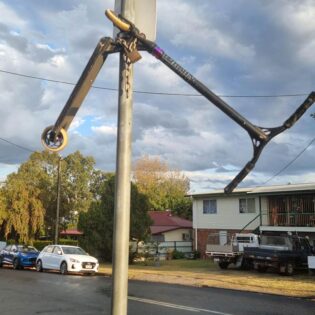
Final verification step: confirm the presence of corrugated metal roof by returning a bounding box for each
[248,183,315,194]
[189,183,315,197]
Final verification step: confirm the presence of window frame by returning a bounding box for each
[203,199,217,214]
[239,197,256,214]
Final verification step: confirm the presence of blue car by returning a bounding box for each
[0,244,39,270]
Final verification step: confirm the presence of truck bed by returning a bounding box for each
[206,244,241,258]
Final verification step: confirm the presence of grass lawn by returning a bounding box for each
[99,259,315,299]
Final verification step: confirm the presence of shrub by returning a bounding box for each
[192,250,201,259]
[172,250,185,260]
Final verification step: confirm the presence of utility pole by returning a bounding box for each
[54,155,61,244]
[111,1,135,315]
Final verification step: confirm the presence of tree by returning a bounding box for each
[0,188,8,239]
[60,151,95,226]
[0,150,97,241]
[133,155,192,219]
[78,174,151,261]
[3,171,45,242]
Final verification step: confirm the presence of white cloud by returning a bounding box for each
[0,0,314,193]
[158,0,255,61]
[92,125,117,136]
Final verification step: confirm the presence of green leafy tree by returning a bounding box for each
[0,188,8,239]
[0,150,96,241]
[133,155,192,219]
[3,171,45,242]
[78,174,151,261]
[60,151,95,227]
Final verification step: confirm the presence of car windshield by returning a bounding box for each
[61,246,87,255]
[17,245,38,253]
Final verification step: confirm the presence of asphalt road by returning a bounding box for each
[0,267,314,315]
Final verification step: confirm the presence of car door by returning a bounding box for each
[50,246,63,270]
[41,245,54,269]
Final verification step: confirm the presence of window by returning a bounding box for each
[203,199,217,214]
[45,246,54,253]
[53,246,61,254]
[239,198,256,213]
[182,233,191,241]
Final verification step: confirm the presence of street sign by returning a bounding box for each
[114,0,157,41]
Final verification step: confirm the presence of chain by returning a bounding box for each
[117,37,138,99]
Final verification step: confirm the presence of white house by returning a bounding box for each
[191,183,315,257]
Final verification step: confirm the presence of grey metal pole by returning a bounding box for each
[111,1,135,314]
[54,156,61,244]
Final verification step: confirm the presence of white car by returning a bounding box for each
[36,245,99,275]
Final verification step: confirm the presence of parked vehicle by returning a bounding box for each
[0,241,6,251]
[206,233,259,269]
[36,245,99,275]
[308,256,315,274]
[0,244,39,269]
[243,232,314,276]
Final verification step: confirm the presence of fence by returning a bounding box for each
[137,241,193,260]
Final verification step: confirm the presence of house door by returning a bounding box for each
[219,231,228,245]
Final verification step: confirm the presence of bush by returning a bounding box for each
[192,250,201,259]
[172,250,185,260]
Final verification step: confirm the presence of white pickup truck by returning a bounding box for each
[206,233,259,269]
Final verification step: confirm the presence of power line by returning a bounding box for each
[263,137,315,185]
[0,68,310,98]
[0,68,314,182]
[0,136,35,153]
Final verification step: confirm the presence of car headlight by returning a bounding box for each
[69,258,80,263]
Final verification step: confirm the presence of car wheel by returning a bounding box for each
[0,256,3,267]
[60,262,68,275]
[13,258,21,270]
[36,260,43,272]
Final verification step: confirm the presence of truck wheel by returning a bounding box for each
[257,265,267,273]
[241,258,251,270]
[285,262,294,276]
[218,262,229,269]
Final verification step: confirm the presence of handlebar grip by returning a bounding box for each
[105,9,130,32]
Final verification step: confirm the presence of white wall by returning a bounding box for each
[163,228,191,242]
[193,195,262,230]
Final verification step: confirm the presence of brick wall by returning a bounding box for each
[194,228,251,258]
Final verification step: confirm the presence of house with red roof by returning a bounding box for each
[148,210,193,242]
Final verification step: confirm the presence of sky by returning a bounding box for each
[0,0,314,193]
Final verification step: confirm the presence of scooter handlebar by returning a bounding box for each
[105,9,131,32]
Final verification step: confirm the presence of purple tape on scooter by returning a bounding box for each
[152,46,164,59]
